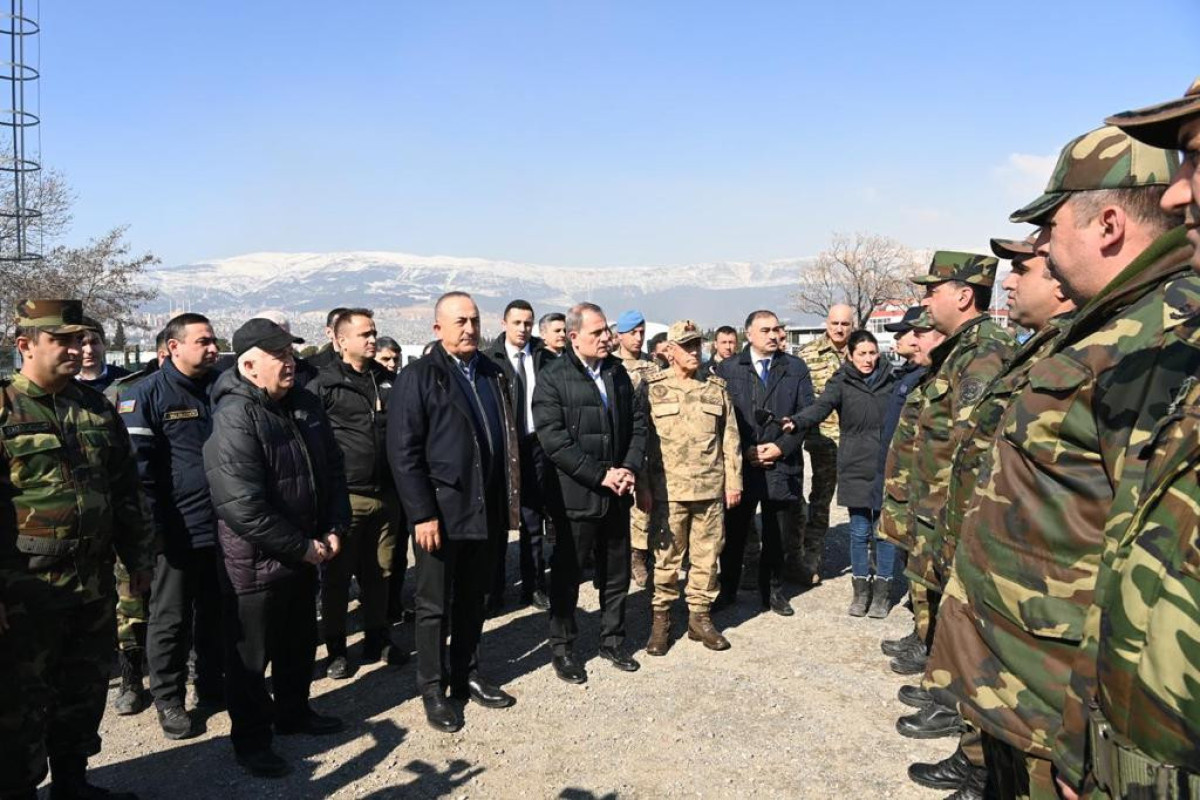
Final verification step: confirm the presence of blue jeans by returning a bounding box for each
[848,508,895,580]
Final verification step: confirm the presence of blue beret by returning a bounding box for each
[616,310,646,334]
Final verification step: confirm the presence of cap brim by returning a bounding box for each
[40,324,89,334]
[1106,96,1200,150]
[671,334,703,345]
[882,322,912,333]
[990,237,1034,260]
[1009,191,1069,225]
[910,274,948,285]
[259,332,304,352]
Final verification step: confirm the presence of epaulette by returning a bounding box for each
[645,369,668,384]
[706,374,726,388]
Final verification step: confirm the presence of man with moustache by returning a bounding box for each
[389,292,520,731]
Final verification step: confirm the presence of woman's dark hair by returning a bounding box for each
[847,329,878,353]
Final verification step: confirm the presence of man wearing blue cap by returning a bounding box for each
[615,310,661,588]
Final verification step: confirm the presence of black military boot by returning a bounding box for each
[848,577,871,616]
[362,627,409,666]
[890,642,929,675]
[896,702,965,739]
[49,755,138,800]
[882,626,921,656]
[112,648,150,716]
[908,745,974,789]
[943,765,986,799]
[897,684,934,708]
[867,577,892,618]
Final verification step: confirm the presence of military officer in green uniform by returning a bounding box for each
[643,320,742,655]
[0,300,154,800]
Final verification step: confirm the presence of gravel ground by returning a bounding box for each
[79,499,955,800]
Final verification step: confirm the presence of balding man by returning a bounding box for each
[792,304,853,585]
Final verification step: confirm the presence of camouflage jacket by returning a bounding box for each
[0,373,154,607]
[797,335,843,442]
[618,351,658,391]
[645,371,742,501]
[1056,316,1200,785]
[878,370,929,551]
[905,315,1015,592]
[928,226,1200,778]
[935,316,1072,578]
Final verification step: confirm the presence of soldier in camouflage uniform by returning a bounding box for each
[643,320,742,656]
[0,300,154,800]
[1046,79,1200,800]
[890,251,1015,682]
[791,304,851,585]
[925,127,1192,800]
[103,329,167,717]
[904,236,1077,798]
[614,309,662,588]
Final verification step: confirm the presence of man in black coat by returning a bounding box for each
[715,309,814,616]
[485,298,554,613]
[388,292,521,733]
[204,319,350,778]
[532,302,648,684]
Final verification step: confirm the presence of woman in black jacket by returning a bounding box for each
[794,330,898,619]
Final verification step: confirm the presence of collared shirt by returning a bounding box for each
[749,347,773,384]
[582,356,608,409]
[504,339,536,432]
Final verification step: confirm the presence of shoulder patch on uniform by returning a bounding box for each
[958,377,985,405]
[118,399,136,414]
[650,383,670,400]
[164,408,201,421]
[644,370,667,383]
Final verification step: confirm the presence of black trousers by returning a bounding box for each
[147,546,224,709]
[220,568,318,756]
[413,538,490,696]
[548,502,631,654]
[491,435,549,599]
[721,495,796,603]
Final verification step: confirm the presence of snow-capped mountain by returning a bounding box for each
[142,251,816,342]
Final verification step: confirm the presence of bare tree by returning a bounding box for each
[794,233,925,327]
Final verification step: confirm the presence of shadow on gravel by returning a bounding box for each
[560,790,619,799]
[359,757,485,799]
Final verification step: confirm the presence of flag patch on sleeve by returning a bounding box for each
[118,399,136,414]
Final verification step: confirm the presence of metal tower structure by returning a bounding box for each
[0,0,40,264]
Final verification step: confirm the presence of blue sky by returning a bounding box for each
[43,0,1200,268]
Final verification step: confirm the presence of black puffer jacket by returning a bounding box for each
[532,347,647,521]
[203,368,351,594]
[794,359,897,510]
[306,358,395,495]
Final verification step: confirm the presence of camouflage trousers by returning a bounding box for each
[114,558,149,652]
[981,732,1058,800]
[913,583,941,646]
[630,502,666,552]
[0,581,115,794]
[651,498,725,611]
[787,436,837,579]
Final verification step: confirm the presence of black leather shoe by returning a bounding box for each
[156,705,198,740]
[422,692,464,733]
[908,745,975,790]
[890,646,929,675]
[529,589,551,611]
[896,703,964,739]
[465,676,515,709]
[326,654,352,680]
[552,652,587,684]
[597,646,640,672]
[765,589,794,617]
[276,710,344,736]
[898,684,934,708]
[362,631,409,666]
[882,627,921,657]
[944,765,986,799]
[235,748,291,778]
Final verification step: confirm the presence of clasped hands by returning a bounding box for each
[303,531,343,564]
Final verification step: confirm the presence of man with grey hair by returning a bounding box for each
[533,302,648,684]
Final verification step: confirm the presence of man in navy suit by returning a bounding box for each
[715,309,814,617]
[388,292,522,733]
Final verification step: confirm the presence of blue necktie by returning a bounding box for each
[758,358,771,387]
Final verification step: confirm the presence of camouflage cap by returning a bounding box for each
[911,250,999,287]
[989,232,1038,261]
[883,305,926,333]
[16,299,88,334]
[910,309,935,331]
[1105,77,1200,150]
[1009,125,1179,225]
[667,319,703,345]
